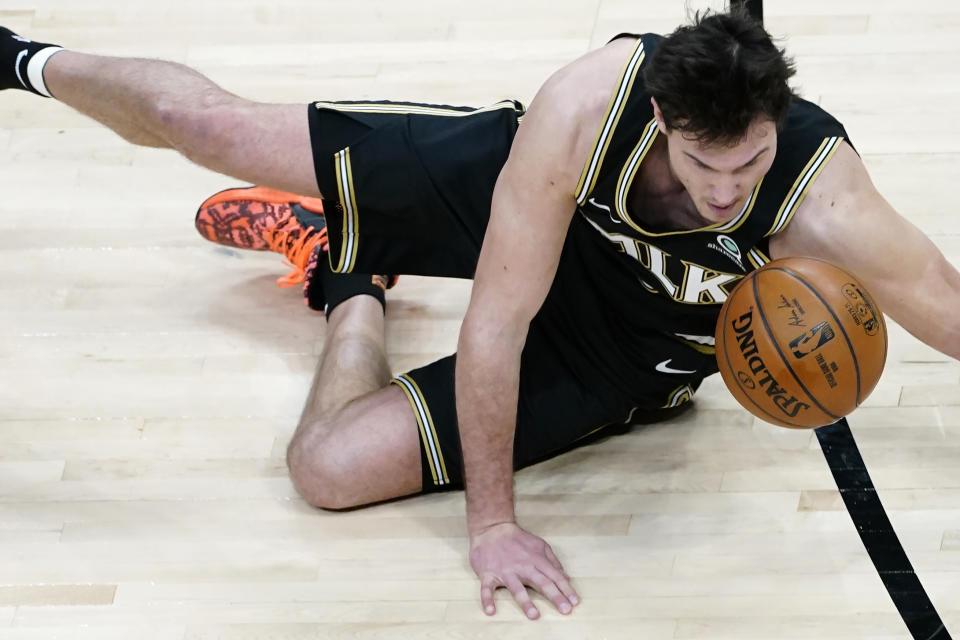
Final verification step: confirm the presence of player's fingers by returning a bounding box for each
[525,568,573,615]
[537,560,580,607]
[480,575,499,616]
[543,544,567,576]
[505,577,539,620]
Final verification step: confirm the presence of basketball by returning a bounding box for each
[715,257,887,429]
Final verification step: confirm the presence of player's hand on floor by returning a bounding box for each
[468,521,580,619]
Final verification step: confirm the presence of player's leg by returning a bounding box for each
[1,27,317,195]
[280,228,709,508]
[286,292,424,509]
[282,302,700,510]
[191,102,522,505]
[189,183,418,507]
[286,315,651,511]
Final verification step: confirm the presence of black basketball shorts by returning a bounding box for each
[306,100,707,492]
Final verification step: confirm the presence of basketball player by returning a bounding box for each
[3,10,959,620]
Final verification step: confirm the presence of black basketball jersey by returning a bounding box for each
[566,32,850,358]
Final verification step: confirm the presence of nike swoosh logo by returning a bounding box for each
[655,359,697,375]
[14,49,27,90]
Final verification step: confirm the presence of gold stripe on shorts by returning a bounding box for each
[332,147,360,273]
[313,100,521,118]
[392,373,449,486]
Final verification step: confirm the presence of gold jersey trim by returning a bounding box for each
[392,374,449,486]
[610,121,764,237]
[765,136,844,237]
[575,38,647,205]
[612,118,659,230]
[712,179,763,234]
[747,246,771,270]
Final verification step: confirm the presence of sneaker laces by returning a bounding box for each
[264,215,329,287]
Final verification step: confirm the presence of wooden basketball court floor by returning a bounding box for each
[1,0,958,638]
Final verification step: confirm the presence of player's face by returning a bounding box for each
[660,116,777,223]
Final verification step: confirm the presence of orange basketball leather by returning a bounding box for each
[715,257,887,428]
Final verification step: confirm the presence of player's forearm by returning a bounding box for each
[915,309,960,361]
[455,319,527,536]
[909,323,960,361]
[924,256,960,360]
[891,254,960,361]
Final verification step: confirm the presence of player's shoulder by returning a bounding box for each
[764,97,852,200]
[513,34,658,189]
[761,99,860,245]
[541,39,638,111]
[777,97,850,151]
[532,35,650,145]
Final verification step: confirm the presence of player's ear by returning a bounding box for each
[651,98,667,134]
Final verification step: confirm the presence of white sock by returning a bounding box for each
[25,46,63,98]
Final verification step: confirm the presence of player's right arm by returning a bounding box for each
[455,66,596,620]
[770,141,960,360]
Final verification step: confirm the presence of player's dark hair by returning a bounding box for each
[643,8,796,145]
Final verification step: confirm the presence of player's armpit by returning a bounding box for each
[770,141,960,360]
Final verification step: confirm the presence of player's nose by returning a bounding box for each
[710,176,741,206]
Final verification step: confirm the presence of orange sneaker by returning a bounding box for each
[195,186,329,288]
[196,186,398,311]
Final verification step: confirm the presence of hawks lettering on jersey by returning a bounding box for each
[582,214,742,305]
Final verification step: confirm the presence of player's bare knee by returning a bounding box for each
[286,432,360,510]
[286,431,320,502]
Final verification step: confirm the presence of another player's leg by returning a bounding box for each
[1,27,317,195]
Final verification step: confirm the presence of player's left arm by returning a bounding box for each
[769,141,960,360]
